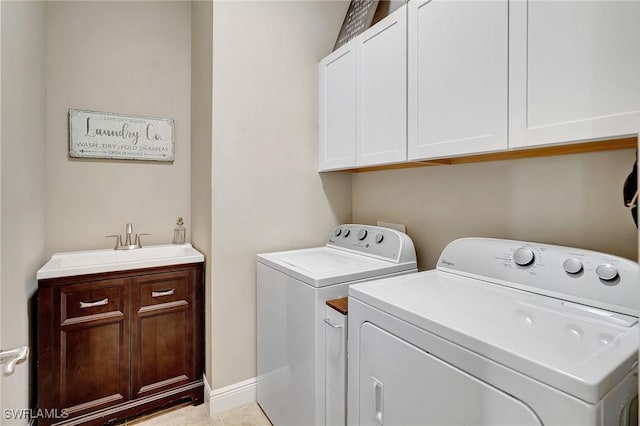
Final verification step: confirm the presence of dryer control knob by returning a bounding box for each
[343,229,350,238]
[334,228,342,237]
[375,234,384,244]
[357,229,368,241]
[513,247,535,266]
[563,258,583,274]
[596,263,618,281]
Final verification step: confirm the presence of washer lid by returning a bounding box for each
[257,247,416,287]
[349,270,639,404]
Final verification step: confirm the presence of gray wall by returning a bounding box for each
[1,1,47,420]
[191,0,213,389]
[210,0,351,388]
[45,1,192,254]
[353,149,638,270]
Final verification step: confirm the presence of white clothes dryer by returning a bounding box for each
[257,224,417,426]
[348,238,638,426]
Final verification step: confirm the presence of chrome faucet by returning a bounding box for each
[106,223,149,250]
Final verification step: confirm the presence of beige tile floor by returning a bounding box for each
[128,402,272,426]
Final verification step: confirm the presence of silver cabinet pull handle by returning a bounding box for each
[323,318,343,328]
[152,289,175,298]
[80,298,108,309]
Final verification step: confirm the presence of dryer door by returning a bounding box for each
[358,323,542,426]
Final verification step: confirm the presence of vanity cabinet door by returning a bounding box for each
[38,277,130,421]
[407,0,508,160]
[509,0,640,148]
[130,267,203,399]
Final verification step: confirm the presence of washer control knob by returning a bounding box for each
[513,247,535,266]
[357,229,368,241]
[334,228,342,237]
[596,264,618,281]
[343,229,350,238]
[563,258,583,274]
[375,234,384,244]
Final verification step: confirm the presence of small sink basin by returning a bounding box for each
[37,244,204,279]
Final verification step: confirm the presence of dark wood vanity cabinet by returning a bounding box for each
[37,263,204,425]
[130,270,197,400]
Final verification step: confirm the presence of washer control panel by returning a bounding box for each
[327,224,416,264]
[437,238,638,317]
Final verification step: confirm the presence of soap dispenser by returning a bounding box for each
[172,217,186,245]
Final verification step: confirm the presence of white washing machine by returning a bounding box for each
[257,224,417,426]
[348,238,638,426]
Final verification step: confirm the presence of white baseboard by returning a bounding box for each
[203,375,257,416]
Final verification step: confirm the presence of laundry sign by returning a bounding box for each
[69,109,175,162]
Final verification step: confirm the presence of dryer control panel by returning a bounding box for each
[327,224,416,264]
[437,238,639,317]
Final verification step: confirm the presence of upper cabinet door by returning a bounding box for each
[509,1,640,148]
[408,0,508,161]
[318,42,357,171]
[356,7,407,167]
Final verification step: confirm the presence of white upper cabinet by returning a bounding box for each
[509,0,640,148]
[356,7,407,167]
[318,42,357,171]
[408,0,508,161]
[320,0,637,172]
[318,6,407,171]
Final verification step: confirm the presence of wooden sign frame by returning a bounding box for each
[334,0,380,50]
[69,109,175,162]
